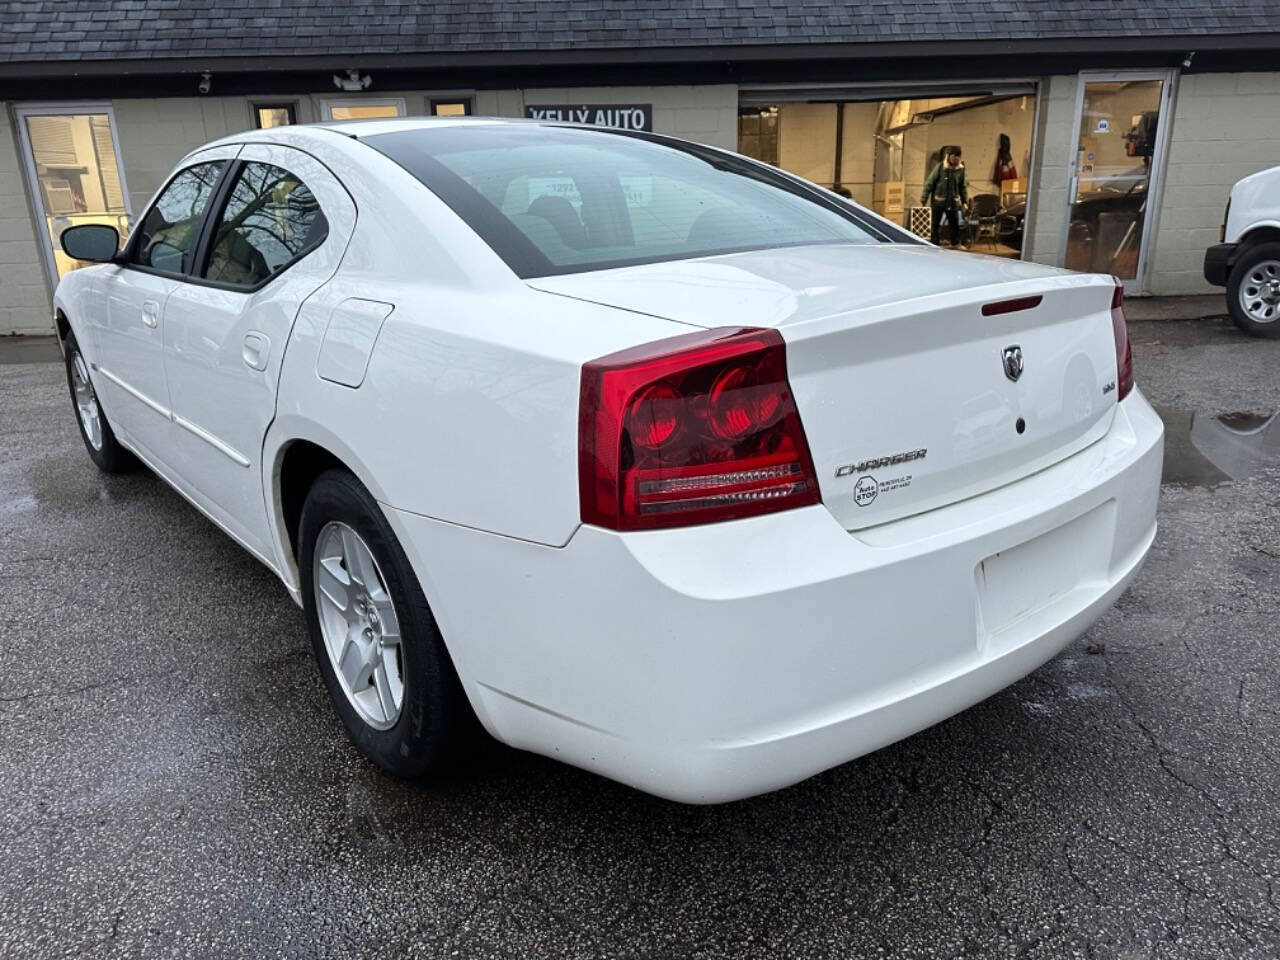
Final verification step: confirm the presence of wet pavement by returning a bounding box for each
[2,309,1280,959]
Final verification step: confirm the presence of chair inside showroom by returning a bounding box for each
[970,194,1001,249]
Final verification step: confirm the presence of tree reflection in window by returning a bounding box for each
[205,162,327,287]
[132,161,226,273]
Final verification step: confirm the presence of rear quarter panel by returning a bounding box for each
[265,141,696,584]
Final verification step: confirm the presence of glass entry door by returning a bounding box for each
[14,104,131,290]
[1065,74,1172,285]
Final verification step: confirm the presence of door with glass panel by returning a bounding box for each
[161,144,356,560]
[14,104,132,292]
[95,153,235,457]
[1064,73,1173,287]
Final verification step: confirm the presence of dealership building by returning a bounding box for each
[2,0,1278,335]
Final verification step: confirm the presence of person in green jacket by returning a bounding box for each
[921,146,969,247]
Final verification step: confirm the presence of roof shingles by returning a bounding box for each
[0,0,1274,63]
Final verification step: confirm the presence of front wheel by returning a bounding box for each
[298,468,469,778]
[1227,242,1280,338]
[63,330,135,472]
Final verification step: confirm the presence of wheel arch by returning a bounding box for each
[265,422,481,716]
[1239,224,1280,249]
[265,417,396,592]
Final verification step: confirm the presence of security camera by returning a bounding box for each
[198,71,212,95]
[1182,51,1196,69]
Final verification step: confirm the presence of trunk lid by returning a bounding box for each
[532,244,1121,529]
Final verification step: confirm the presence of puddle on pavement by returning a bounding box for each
[1156,405,1280,488]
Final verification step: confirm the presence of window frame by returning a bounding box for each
[430,98,473,117]
[319,97,407,121]
[123,158,330,293]
[252,102,298,129]
[121,158,235,281]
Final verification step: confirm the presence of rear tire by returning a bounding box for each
[1226,242,1280,338]
[62,330,135,472]
[299,468,468,778]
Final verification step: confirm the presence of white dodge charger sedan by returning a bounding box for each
[53,118,1163,803]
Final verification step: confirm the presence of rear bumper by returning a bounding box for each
[1203,242,1237,286]
[387,390,1164,804]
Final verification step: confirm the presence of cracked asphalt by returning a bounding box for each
[2,309,1279,959]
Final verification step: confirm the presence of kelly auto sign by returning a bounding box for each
[524,104,653,131]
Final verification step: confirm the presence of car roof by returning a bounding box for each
[195,115,531,153]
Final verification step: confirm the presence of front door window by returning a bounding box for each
[15,106,131,287]
[128,161,227,275]
[1067,78,1168,281]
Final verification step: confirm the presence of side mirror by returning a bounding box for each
[147,241,185,274]
[60,224,121,263]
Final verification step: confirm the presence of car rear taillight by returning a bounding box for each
[579,327,821,531]
[1111,281,1134,401]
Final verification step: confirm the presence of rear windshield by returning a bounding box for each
[363,124,902,278]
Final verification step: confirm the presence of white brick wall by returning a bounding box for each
[0,106,55,335]
[1025,75,1077,268]
[1149,72,1280,295]
[112,97,254,214]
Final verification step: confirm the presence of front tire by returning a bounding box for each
[299,468,468,778]
[62,330,135,472]
[1226,242,1280,338]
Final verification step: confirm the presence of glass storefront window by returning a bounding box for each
[737,107,779,167]
[255,104,296,128]
[738,92,1037,259]
[17,109,130,283]
[1067,78,1167,280]
[431,100,472,117]
[323,99,406,121]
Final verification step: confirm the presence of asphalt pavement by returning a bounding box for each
[1,304,1278,959]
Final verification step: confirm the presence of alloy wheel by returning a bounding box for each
[312,521,405,730]
[70,350,103,451]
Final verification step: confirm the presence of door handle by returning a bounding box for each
[141,300,159,328]
[242,331,270,371]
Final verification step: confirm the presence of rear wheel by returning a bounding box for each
[62,330,135,472]
[299,468,468,777]
[1227,242,1280,338]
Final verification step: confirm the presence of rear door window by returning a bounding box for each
[202,161,328,288]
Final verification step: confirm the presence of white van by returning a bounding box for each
[1204,165,1280,338]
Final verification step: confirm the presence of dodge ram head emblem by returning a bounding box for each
[1002,345,1024,382]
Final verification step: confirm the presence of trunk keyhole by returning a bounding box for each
[1015,417,1026,435]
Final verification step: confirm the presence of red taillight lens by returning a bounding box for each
[579,327,821,531]
[1111,281,1134,401]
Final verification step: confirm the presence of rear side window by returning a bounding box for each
[203,161,328,288]
[365,125,899,278]
[129,161,226,274]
